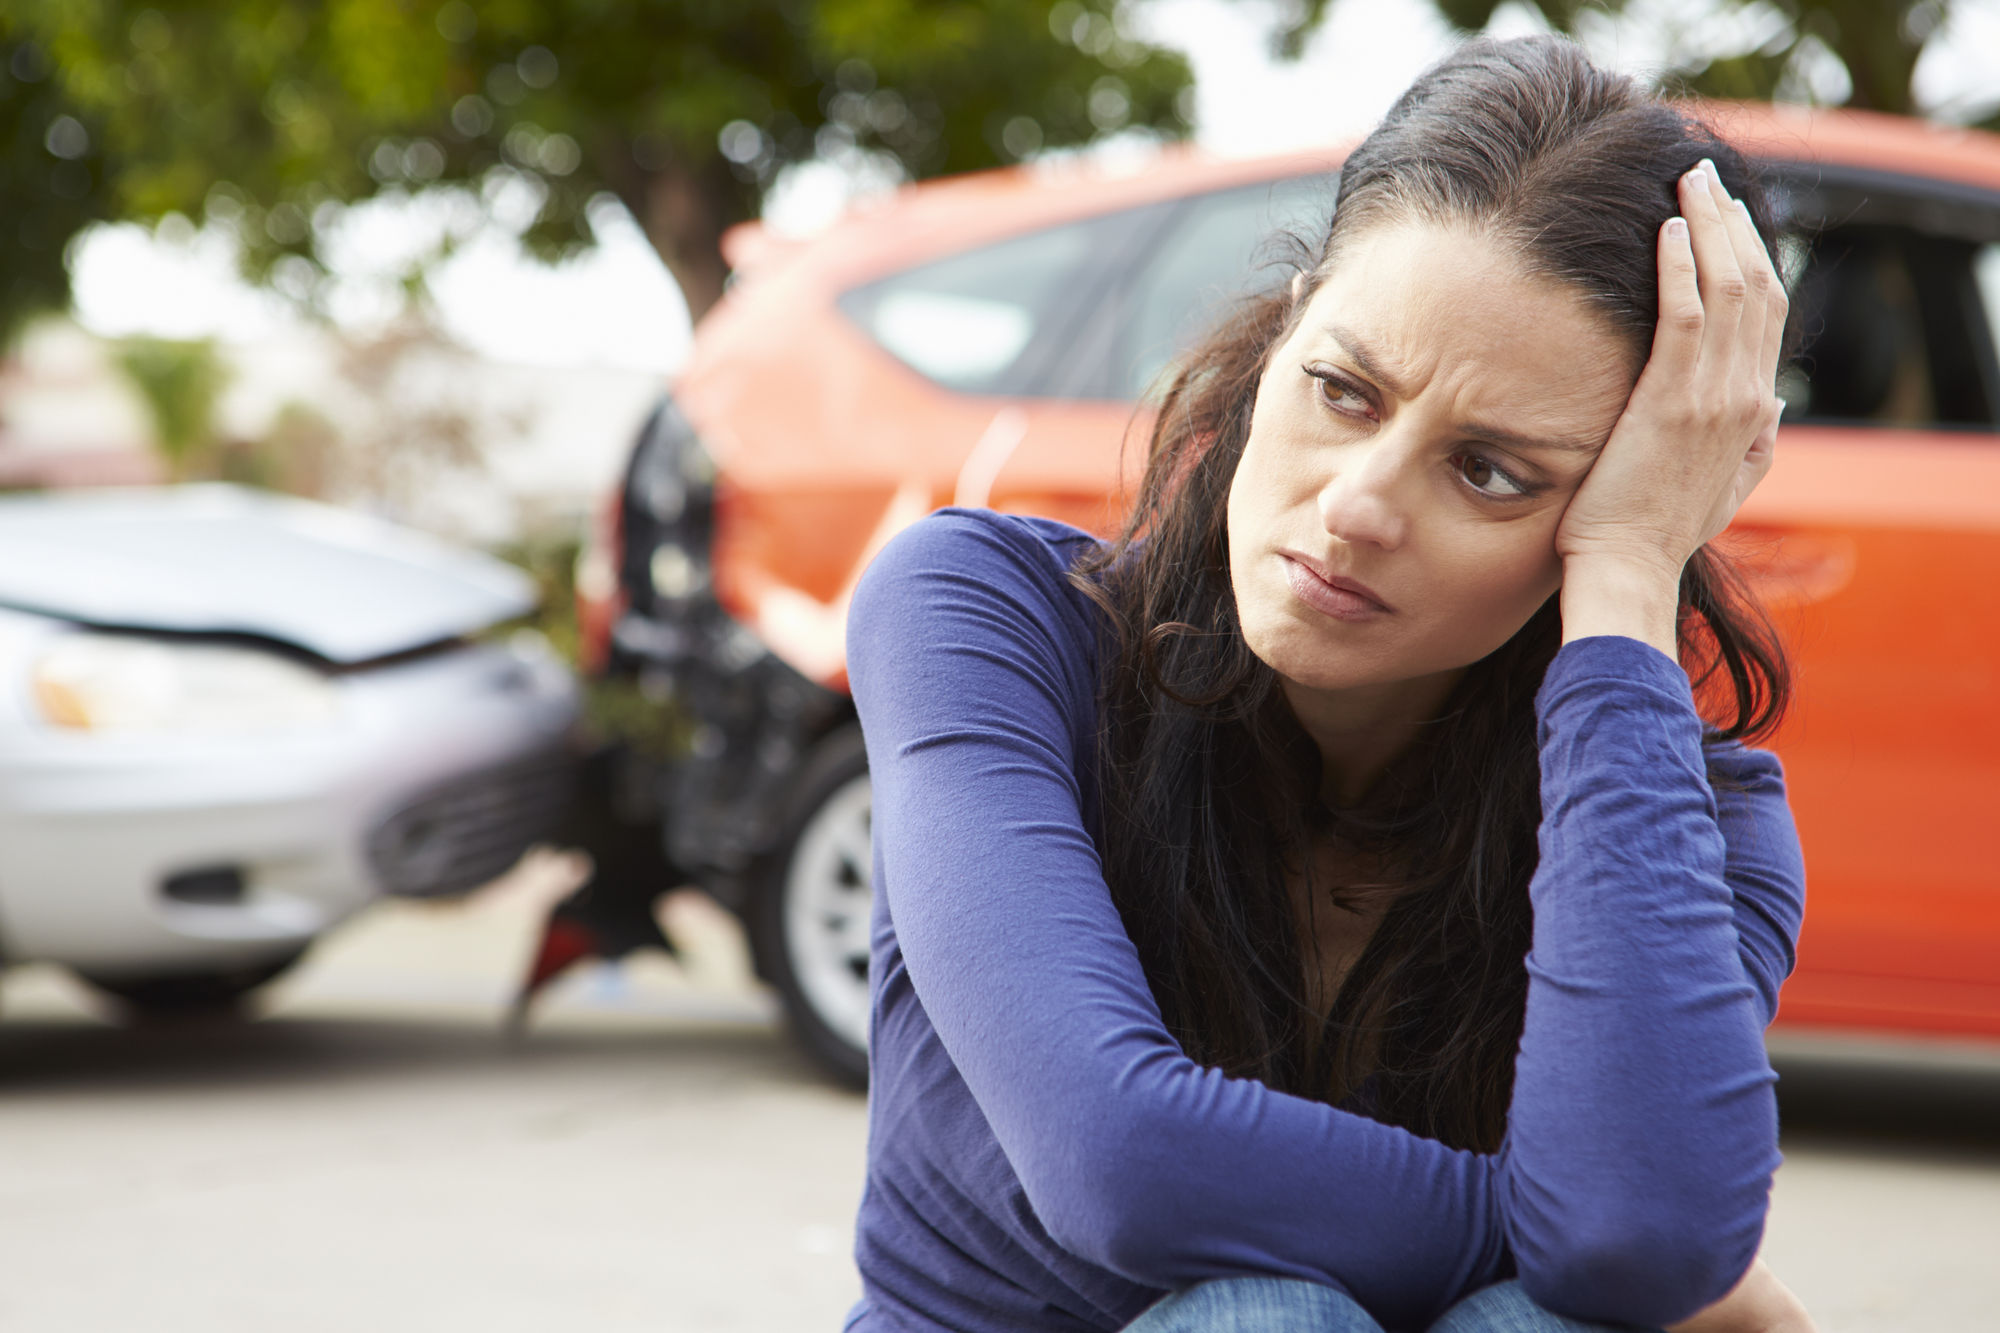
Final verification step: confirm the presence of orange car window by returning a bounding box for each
[1111,173,1333,401]
[1975,241,2000,394]
[1786,223,1998,430]
[837,208,1143,395]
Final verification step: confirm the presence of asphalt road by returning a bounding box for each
[3,854,1996,1333]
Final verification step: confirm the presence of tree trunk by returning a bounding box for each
[627,156,739,325]
[1823,0,1921,114]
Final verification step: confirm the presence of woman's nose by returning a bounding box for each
[1316,438,1411,551]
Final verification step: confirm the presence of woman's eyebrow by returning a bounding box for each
[1320,322,1410,397]
[1459,421,1606,456]
[1320,321,1604,457]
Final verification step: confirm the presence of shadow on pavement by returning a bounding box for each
[1773,1041,2000,1161]
[0,1011,832,1098]
[12,1005,1993,1153]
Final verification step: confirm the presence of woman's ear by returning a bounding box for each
[1290,269,1307,304]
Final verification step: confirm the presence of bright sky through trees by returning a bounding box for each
[64,0,2000,374]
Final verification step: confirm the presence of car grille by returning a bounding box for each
[368,753,578,899]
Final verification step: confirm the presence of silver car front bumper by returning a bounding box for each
[0,621,581,976]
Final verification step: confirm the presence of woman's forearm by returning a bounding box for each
[1499,635,1786,1328]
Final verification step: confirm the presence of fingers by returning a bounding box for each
[1652,215,1703,371]
[1705,163,1789,382]
[1679,158,1790,467]
[1752,398,1781,467]
[1743,201,1791,380]
[1678,161,1747,346]
[1707,175,1769,369]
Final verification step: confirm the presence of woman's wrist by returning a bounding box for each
[1558,553,1681,656]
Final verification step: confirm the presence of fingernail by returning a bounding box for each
[1666,217,1687,238]
[1685,166,1709,191]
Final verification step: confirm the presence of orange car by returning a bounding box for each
[560,104,2000,1084]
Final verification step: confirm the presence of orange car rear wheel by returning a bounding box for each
[751,724,873,1088]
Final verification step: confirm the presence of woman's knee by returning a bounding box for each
[1124,1277,1387,1333]
[1426,1280,1660,1333]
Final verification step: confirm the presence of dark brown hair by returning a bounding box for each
[1072,35,1793,1153]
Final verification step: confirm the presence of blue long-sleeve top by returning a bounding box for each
[843,509,1806,1333]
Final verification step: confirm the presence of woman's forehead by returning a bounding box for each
[1301,223,1637,428]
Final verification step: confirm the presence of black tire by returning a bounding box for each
[79,950,307,1020]
[752,724,873,1088]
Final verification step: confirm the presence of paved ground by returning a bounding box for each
[3,852,1996,1332]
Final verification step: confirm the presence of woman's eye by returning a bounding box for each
[1454,453,1531,498]
[1303,364,1372,417]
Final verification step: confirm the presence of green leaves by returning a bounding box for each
[1415,0,1942,116]
[1,0,1195,331]
[112,336,229,478]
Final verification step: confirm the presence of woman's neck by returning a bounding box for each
[1281,666,1465,807]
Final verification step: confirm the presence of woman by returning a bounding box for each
[844,35,1810,1333]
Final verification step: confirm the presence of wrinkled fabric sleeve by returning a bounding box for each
[1500,636,1803,1326]
[1710,744,1805,1027]
[848,513,1804,1331]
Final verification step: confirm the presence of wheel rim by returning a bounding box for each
[782,772,874,1055]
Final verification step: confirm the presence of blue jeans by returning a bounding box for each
[1123,1277,1658,1333]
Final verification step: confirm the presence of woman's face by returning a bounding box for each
[1227,220,1638,704]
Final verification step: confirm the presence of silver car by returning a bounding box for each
[0,485,582,1013]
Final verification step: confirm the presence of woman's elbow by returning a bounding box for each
[1513,1208,1761,1328]
[1021,1115,1190,1281]
[1031,1168,1177,1278]
[1039,1195,1174,1280]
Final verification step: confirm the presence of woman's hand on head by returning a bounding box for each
[1554,158,1787,652]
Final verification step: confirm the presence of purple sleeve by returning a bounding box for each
[1710,742,1806,1027]
[849,514,1804,1330]
[1501,635,1801,1325]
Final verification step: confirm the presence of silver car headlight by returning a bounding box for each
[31,633,338,733]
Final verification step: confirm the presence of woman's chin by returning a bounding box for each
[1241,612,1397,694]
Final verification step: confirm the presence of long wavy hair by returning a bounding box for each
[1071,35,1795,1153]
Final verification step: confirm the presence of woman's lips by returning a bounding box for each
[1281,553,1394,621]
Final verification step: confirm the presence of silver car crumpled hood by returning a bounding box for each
[0,484,537,665]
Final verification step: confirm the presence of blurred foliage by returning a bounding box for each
[101,314,508,512]
[0,43,111,344]
[111,335,228,479]
[0,0,1194,334]
[1419,0,1980,122]
[318,318,504,518]
[495,527,689,760]
[227,400,342,495]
